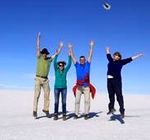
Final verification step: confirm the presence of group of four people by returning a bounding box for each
[33,32,143,120]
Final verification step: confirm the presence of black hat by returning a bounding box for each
[103,2,111,10]
[57,61,66,66]
[40,48,50,55]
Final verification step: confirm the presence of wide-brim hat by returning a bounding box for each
[40,48,50,55]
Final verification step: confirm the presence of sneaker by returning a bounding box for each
[33,111,37,118]
[53,114,58,120]
[84,114,89,120]
[107,108,116,115]
[42,109,50,117]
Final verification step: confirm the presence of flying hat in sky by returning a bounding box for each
[103,2,111,10]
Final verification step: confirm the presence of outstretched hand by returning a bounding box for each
[67,43,73,49]
[105,47,110,54]
[132,53,143,60]
[67,43,73,56]
[56,41,63,55]
[89,40,95,48]
[58,41,63,49]
[136,53,143,57]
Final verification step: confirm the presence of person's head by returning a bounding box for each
[57,61,66,71]
[113,52,122,61]
[79,56,86,65]
[40,48,49,59]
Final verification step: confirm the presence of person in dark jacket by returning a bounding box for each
[106,47,143,118]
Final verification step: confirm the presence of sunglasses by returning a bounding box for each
[59,64,64,67]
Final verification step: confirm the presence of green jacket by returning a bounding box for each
[54,55,72,88]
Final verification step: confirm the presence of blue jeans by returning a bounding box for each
[54,88,67,115]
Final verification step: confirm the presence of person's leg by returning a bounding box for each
[83,87,90,115]
[53,88,60,120]
[33,78,41,116]
[75,87,82,117]
[61,88,67,120]
[54,88,60,115]
[114,79,125,117]
[107,79,115,114]
[61,88,67,115]
[42,79,50,112]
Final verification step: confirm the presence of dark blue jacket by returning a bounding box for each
[107,54,132,79]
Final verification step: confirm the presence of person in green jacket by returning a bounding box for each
[53,44,72,121]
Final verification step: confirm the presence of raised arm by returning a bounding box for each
[36,32,41,57]
[105,47,113,62]
[65,49,72,71]
[50,41,63,61]
[88,40,95,63]
[68,43,76,64]
[131,53,143,60]
[53,55,58,70]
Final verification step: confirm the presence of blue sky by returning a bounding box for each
[0,0,150,94]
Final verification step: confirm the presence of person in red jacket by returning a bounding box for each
[69,41,96,120]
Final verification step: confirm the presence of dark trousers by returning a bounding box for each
[54,88,67,115]
[107,78,125,114]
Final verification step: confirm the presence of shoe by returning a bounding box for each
[107,108,116,115]
[42,109,50,117]
[53,114,58,120]
[62,115,67,121]
[84,114,89,120]
[33,111,37,118]
[107,110,113,115]
[74,114,79,119]
[120,108,125,118]
[112,108,116,112]
[43,110,51,118]
[121,112,125,118]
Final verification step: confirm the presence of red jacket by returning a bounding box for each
[72,77,96,99]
